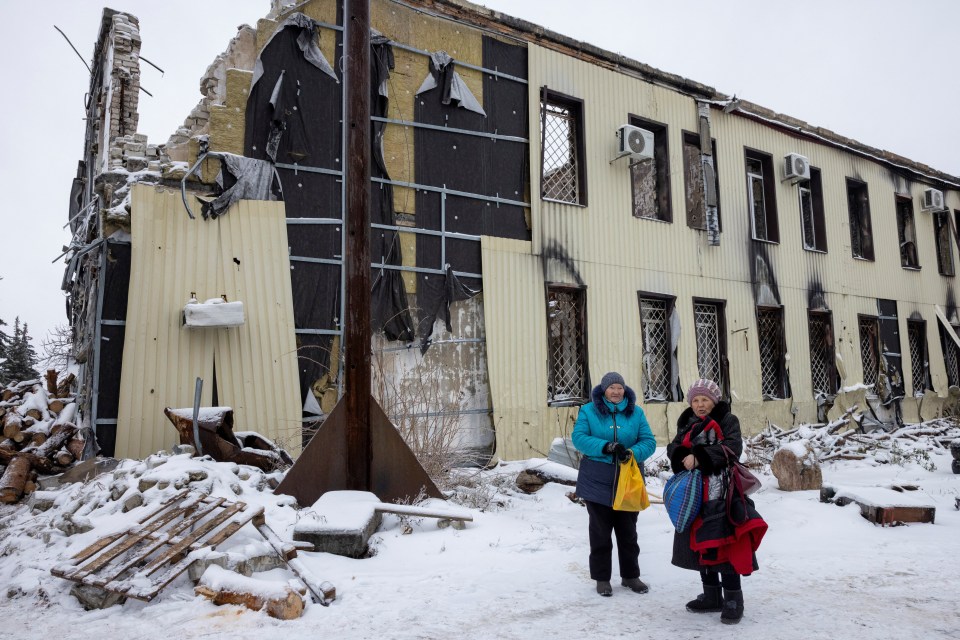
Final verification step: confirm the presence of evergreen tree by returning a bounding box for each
[0,318,39,384]
[0,316,9,366]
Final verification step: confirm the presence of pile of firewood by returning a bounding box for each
[746,408,960,467]
[0,370,82,504]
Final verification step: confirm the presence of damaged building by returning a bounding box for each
[63,0,960,463]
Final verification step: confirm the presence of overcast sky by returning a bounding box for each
[1,0,958,356]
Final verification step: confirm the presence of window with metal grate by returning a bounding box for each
[858,316,880,388]
[757,307,785,399]
[693,301,726,394]
[639,297,672,401]
[546,285,588,405]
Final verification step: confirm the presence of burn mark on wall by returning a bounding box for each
[808,279,828,311]
[750,242,781,307]
[541,240,585,286]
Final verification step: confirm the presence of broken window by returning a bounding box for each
[693,300,727,396]
[745,148,779,243]
[546,284,588,405]
[683,131,721,230]
[858,315,880,388]
[540,88,586,205]
[638,294,674,401]
[907,320,930,396]
[808,311,838,395]
[757,306,786,399]
[895,196,920,269]
[939,322,960,387]
[629,116,671,222]
[847,179,874,260]
[799,167,827,252]
[934,210,955,276]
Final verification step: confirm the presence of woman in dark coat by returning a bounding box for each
[666,379,767,624]
[572,372,657,597]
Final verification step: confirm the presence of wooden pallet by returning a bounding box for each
[51,489,263,601]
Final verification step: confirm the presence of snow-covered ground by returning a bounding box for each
[0,443,958,640]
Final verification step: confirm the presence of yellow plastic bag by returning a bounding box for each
[613,456,650,512]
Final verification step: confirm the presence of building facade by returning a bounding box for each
[66,0,960,462]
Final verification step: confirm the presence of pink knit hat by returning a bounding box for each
[688,378,721,405]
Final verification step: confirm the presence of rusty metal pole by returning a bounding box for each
[344,0,371,491]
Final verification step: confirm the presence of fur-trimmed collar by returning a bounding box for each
[677,400,731,427]
[591,384,637,417]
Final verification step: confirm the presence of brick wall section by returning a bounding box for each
[106,13,142,149]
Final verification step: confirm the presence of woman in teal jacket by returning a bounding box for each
[572,371,657,597]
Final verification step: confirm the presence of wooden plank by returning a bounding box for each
[373,503,473,522]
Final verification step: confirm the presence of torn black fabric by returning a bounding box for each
[370,35,415,342]
[418,267,480,354]
[202,155,281,220]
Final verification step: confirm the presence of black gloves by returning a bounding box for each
[602,442,632,462]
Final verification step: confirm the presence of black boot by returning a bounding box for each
[621,577,649,594]
[721,589,744,624]
[596,580,612,597]
[685,585,723,613]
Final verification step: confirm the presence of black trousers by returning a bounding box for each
[585,500,640,581]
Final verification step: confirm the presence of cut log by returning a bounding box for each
[48,400,65,415]
[45,370,58,396]
[3,413,23,441]
[55,449,75,467]
[0,456,31,503]
[53,402,77,428]
[56,373,76,399]
[24,409,43,421]
[66,437,85,460]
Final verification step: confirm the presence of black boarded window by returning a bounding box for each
[540,89,586,205]
[757,307,786,399]
[858,315,880,388]
[939,323,960,387]
[847,179,874,260]
[638,294,674,401]
[799,168,827,252]
[546,284,588,405]
[808,311,838,395]
[629,116,671,222]
[896,196,920,269]
[907,320,930,396]
[683,131,721,230]
[745,149,779,243]
[693,300,727,397]
[934,210,955,276]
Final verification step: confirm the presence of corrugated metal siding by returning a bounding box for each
[481,236,551,459]
[479,42,960,457]
[116,185,301,459]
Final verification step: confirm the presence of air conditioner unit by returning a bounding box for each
[783,153,810,181]
[616,124,655,161]
[921,188,944,211]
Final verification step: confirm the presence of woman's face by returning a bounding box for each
[604,383,625,404]
[691,395,715,418]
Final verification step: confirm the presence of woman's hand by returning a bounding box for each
[682,454,697,471]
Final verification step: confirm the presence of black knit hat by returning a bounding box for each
[600,371,625,392]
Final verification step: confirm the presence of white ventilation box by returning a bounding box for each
[783,153,810,181]
[616,124,655,160]
[921,188,944,211]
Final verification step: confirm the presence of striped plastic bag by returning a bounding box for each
[663,469,703,532]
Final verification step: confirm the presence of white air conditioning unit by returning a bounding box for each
[616,124,655,161]
[921,188,944,211]
[783,153,810,181]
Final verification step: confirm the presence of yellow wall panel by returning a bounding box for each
[117,185,301,459]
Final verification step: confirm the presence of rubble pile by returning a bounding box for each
[0,371,83,504]
[746,414,959,471]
